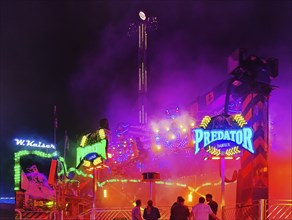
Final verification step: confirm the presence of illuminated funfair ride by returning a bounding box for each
[14,138,69,219]
[14,125,110,219]
[128,11,158,125]
[76,126,109,220]
[72,49,278,216]
[14,49,278,219]
[190,48,278,219]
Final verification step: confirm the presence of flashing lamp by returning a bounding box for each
[224,157,233,160]
[206,146,221,156]
[139,11,146,20]
[107,138,138,164]
[83,160,91,167]
[93,157,102,166]
[204,155,240,160]
[87,164,108,171]
[165,105,180,119]
[81,152,104,168]
[80,135,88,147]
[103,189,108,198]
[188,193,193,202]
[80,129,106,147]
[150,111,195,152]
[200,116,211,129]
[225,146,241,156]
[211,156,220,160]
[99,129,106,139]
[171,134,176,140]
[233,114,247,127]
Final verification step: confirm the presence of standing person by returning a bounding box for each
[190,197,220,220]
[143,200,161,220]
[170,196,190,220]
[132,199,143,220]
[205,194,218,220]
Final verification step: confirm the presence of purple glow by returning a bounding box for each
[1,0,291,205]
[67,2,291,201]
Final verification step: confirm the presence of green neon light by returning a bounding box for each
[155,181,164,185]
[176,183,187,187]
[14,150,59,190]
[165,182,174,186]
[76,139,107,166]
[95,178,222,200]
[67,167,93,178]
[98,182,106,187]
[56,156,66,177]
[129,179,141,183]
[92,178,226,203]
[14,149,98,191]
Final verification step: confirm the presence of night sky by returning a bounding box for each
[1,1,291,196]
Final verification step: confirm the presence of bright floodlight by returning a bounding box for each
[139,11,146,20]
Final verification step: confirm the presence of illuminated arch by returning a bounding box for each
[14,150,60,190]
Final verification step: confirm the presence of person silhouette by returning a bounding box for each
[190,197,219,220]
[206,194,218,220]
[132,199,143,220]
[143,200,161,220]
[170,196,190,220]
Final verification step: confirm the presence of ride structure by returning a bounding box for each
[13,47,281,219]
[129,11,158,125]
[14,138,64,219]
[76,125,110,220]
[228,49,278,205]
[190,48,278,219]
[14,121,111,220]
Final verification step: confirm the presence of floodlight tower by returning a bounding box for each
[129,11,158,125]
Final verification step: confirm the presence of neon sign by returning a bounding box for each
[76,139,107,166]
[194,114,254,156]
[194,128,254,154]
[14,138,56,149]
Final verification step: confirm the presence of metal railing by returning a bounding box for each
[222,199,292,220]
[15,209,52,220]
[15,200,291,220]
[78,208,131,220]
[77,207,171,220]
[266,200,292,220]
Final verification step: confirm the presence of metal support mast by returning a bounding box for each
[138,13,148,125]
[226,49,278,208]
[129,11,157,125]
